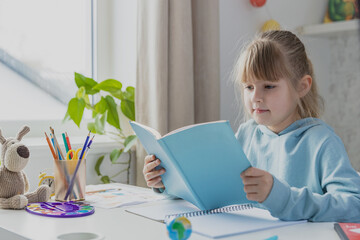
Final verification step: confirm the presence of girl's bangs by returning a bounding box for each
[241,41,292,83]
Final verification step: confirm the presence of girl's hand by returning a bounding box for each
[143,155,166,188]
[240,167,273,203]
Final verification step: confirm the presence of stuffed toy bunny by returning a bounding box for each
[0,126,50,209]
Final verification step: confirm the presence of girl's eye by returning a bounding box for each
[265,85,275,89]
[245,85,254,90]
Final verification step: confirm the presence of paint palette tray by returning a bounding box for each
[26,201,95,218]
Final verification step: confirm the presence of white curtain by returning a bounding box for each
[135,0,220,187]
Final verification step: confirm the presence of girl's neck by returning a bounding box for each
[267,113,301,134]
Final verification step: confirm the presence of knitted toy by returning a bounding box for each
[0,126,50,209]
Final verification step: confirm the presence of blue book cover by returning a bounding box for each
[130,120,253,210]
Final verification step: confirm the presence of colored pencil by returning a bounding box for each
[86,188,121,194]
[64,131,91,200]
[79,131,91,160]
[83,135,95,160]
[50,127,65,160]
[62,133,69,156]
[50,133,61,160]
[45,132,57,159]
[65,132,73,158]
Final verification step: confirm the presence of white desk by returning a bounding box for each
[0,187,340,240]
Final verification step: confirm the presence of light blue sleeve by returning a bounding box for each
[152,188,181,200]
[261,137,360,222]
[152,187,166,194]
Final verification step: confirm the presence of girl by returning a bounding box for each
[143,30,360,222]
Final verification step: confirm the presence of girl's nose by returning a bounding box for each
[251,89,263,102]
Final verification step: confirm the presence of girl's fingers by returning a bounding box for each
[242,176,260,185]
[144,168,166,181]
[153,181,165,189]
[144,155,156,164]
[241,167,265,177]
[143,159,161,174]
[147,176,164,188]
[243,184,258,193]
[246,192,262,202]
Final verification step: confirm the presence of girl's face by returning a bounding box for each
[243,78,300,133]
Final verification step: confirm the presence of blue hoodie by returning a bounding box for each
[236,118,360,222]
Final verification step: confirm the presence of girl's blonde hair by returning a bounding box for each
[233,30,324,119]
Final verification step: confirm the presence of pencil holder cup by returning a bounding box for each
[54,159,86,201]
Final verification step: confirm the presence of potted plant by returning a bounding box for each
[64,72,137,184]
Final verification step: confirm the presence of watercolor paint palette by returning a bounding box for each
[26,201,95,218]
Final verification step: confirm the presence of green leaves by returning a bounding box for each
[65,73,136,184]
[94,97,107,115]
[121,87,135,120]
[123,86,135,101]
[93,79,122,92]
[101,175,111,184]
[110,148,124,164]
[75,72,99,95]
[103,96,120,129]
[65,73,134,129]
[121,100,135,121]
[124,135,137,152]
[88,111,107,134]
[67,98,85,127]
[95,155,105,176]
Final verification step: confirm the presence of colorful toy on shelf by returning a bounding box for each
[166,216,192,240]
[0,126,51,209]
[250,0,266,7]
[262,19,281,32]
[324,0,359,23]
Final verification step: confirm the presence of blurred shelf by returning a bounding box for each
[297,19,359,37]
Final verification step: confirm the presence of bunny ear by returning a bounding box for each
[0,129,5,145]
[16,126,30,141]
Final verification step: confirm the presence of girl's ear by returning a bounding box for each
[298,75,312,98]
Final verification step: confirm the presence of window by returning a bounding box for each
[0,0,137,139]
[0,0,93,122]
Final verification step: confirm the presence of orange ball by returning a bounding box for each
[250,0,266,7]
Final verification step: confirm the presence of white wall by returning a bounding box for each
[321,34,360,170]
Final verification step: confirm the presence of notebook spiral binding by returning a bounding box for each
[165,203,253,220]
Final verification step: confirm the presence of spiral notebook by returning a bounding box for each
[126,200,306,238]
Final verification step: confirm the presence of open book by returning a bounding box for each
[130,120,252,210]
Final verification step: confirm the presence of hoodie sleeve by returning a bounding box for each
[152,187,165,194]
[261,136,360,222]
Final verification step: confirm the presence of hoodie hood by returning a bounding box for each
[257,118,333,138]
